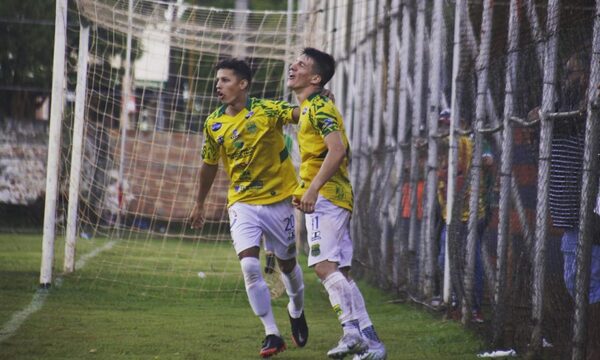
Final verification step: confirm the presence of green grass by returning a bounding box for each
[0,233,484,359]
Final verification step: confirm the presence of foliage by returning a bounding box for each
[0,0,55,118]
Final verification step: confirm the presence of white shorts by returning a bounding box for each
[305,195,353,268]
[228,199,297,260]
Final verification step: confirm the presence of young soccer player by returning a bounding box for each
[287,48,387,360]
[190,58,308,358]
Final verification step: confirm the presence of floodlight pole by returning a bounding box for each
[40,0,68,288]
[64,25,90,274]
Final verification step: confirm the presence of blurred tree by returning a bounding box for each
[0,0,55,119]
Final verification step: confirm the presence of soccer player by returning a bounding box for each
[287,48,387,360]
[190,58,308,358]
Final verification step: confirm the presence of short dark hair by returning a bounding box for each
[301,47,335,87]
[215,58,253,85]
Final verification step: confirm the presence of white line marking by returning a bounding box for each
[0,240,115,343]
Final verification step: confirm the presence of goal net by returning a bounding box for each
[53,0,313,298]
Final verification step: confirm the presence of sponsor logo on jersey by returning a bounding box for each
[230,129,240,140]
[302,107,308,115]
[311,231,321,242]
[234,180,264,193]
[310,243,320,257]
[244,111,255,119]
[211,122,222,131]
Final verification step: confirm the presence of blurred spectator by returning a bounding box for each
[436,109,494,323]
[529,51,600,359]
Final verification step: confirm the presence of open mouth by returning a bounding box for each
[216,91,224,99]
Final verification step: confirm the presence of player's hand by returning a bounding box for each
[292,196,301,208]
[320,88,335,103]
[190,202,206,230]
[295,188,317,214]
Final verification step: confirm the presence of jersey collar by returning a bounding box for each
[215,97,253,117]
[307,91,321,101]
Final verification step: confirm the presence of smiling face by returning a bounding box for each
[287,54,321,92]
[215,68,248,106]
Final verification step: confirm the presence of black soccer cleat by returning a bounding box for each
[289,310,308,347]
[260,334,287,358]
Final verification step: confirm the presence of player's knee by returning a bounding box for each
[240,257,262,287]
[314,261,338,280]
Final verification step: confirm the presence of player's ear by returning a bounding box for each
[239,78,249,91]
[310,74,322,86]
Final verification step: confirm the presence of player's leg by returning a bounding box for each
[306,195,367,358]
[229,203,285,358]
[261,199,308,347]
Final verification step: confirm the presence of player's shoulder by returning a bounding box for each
[308,93,333,107]
[251,97,290,110]
[205,105,226,123]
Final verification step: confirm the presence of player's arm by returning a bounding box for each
[295,131,346,214]
[190,162,218,229]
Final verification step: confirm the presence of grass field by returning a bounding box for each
[0,233,484,359]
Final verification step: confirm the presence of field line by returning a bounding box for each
[0,240,115,343]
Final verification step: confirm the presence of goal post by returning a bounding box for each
[41,0,320,291]
[40,0,68,287]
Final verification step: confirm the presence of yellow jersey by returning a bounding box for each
[201,98,298,206]
[293,93,353,212]
[437,135,492,222]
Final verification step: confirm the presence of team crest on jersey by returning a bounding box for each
[217,135,224,145]
[211,122,222,131]
[332,304,343,317]
[246,121,257,133]
[310,243,320,257]
[233,140,244,149]
[244,111,255,119]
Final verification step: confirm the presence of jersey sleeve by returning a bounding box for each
[312,99,341,137]
[261,100,298,125]
[201,119,220,165]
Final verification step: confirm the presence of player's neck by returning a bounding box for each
[225,95,248,116]
[295,85,321,104]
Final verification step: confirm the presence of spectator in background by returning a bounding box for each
[529,51,600,360]
[436,109,494,323]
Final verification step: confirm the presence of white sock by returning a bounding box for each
[349,280,382,343]
[240,257,279,336]
[348,279,373,329]
[322,271,359,335]
[280,263,304,318]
